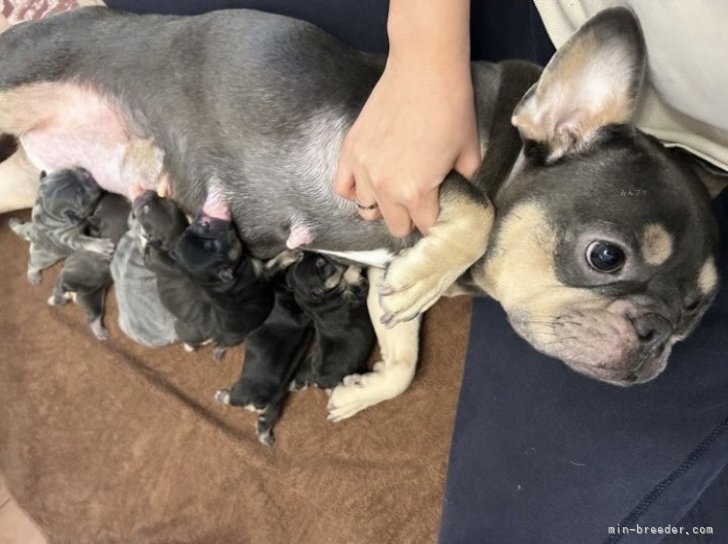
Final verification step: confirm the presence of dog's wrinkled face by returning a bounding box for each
[132,190,188,250]
[476,8,720,385]
[173,212,243,285]
[38,167,103,223]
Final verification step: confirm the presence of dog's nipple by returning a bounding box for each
[286,223,315,250]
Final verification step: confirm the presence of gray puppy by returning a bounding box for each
[49,194,131,340]
[110,213,179,348]
[9,168,114,284]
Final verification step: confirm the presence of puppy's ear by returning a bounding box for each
[512,7,646,162]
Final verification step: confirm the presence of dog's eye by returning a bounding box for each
[586,241,625,273]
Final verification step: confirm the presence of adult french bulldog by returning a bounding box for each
[0,7,720,420]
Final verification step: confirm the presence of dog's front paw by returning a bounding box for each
[379,249,464,327]
[90,238,115,257]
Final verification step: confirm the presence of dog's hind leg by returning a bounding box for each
[327,267,421,421]
[77,288,109,341]
[0,146,40,213]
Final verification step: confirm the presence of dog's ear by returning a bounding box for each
[512,7,646,162]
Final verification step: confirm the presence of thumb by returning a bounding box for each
[454,138,482,181]
[333,158,356,200]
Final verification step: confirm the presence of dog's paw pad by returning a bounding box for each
[214,389,231,405]
[183,343,196,353]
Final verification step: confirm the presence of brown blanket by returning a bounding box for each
[0,212,471,543]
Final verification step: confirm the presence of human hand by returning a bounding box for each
[333,0,481,238]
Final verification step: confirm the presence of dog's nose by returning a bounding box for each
[633,313,672,351]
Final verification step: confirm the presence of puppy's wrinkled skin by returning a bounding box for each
[0,7,721,418]
[9,168,113,284]
[49,193,131,341]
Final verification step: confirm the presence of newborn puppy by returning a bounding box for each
[215,277,314,446]
[134,191,274,358]
[111,212,180,347]
[48,194,132,340]
[289,254,375,390]
[9,169,114,284]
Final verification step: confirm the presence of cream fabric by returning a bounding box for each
[534,0,728,171]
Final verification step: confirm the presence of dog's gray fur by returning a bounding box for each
[0,8,721,416]
[9,168,114,283]
[110,215,178,348]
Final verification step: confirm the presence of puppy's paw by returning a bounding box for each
[47,294,65,306]
[256,419,275,446]
[89,238,115,257]
[212,346,227,362]
[27,270,41,285]
[378,249,464,327]
[90,319,109,341]
[214,389,231,405]
[8,217,23,232]
[183,343,196,353]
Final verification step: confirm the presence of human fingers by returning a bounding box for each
[353,170,383,222]
[407,187,439,235]
[378,197,413,238]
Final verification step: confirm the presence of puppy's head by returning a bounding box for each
[38,168,103,223]
[173,212,244,285]
[87,193,132,244]
[287,254,363,304]
[476,8,720,385]
[132,190,188,250]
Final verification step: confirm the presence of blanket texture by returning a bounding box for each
[0,211,470,544]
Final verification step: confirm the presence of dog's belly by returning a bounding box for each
[11,83,132,194]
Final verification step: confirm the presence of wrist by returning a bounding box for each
[387,0,471,78]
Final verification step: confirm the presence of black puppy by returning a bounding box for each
[289,254,375,391]
[10,168,114,284]
[133,191,274,358]
[49,194,131,340]
[215,275,314,446]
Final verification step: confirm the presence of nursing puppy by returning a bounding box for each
[48,193,131,340]
[0,8,721,420]
[134,191,274,357]
[215,278,314,446]
[289,254,375,391]
[9,168,114,284]
[111,213,179,348]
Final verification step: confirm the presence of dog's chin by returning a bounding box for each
[560,347,671,386]
[509,312,672,386]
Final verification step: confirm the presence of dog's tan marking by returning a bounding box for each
[698,257,718,295]
[476,202,601,321]
[327,267,421,421]
[0,146,41,213]
[641,224,673,266]
[380,183,494,323]
[122,137,167,193]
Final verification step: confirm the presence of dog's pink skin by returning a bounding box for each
[201,196,231,221]
[286,223,315,250]
[14,83,157,200]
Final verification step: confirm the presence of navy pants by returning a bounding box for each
[105,2,727,542]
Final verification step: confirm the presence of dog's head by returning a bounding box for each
[87,193,132,244]
[132,190,188,250]
[287,254,364,305]
[38,167,103,223]
[474,8,720,385]
[173,212,244,285]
